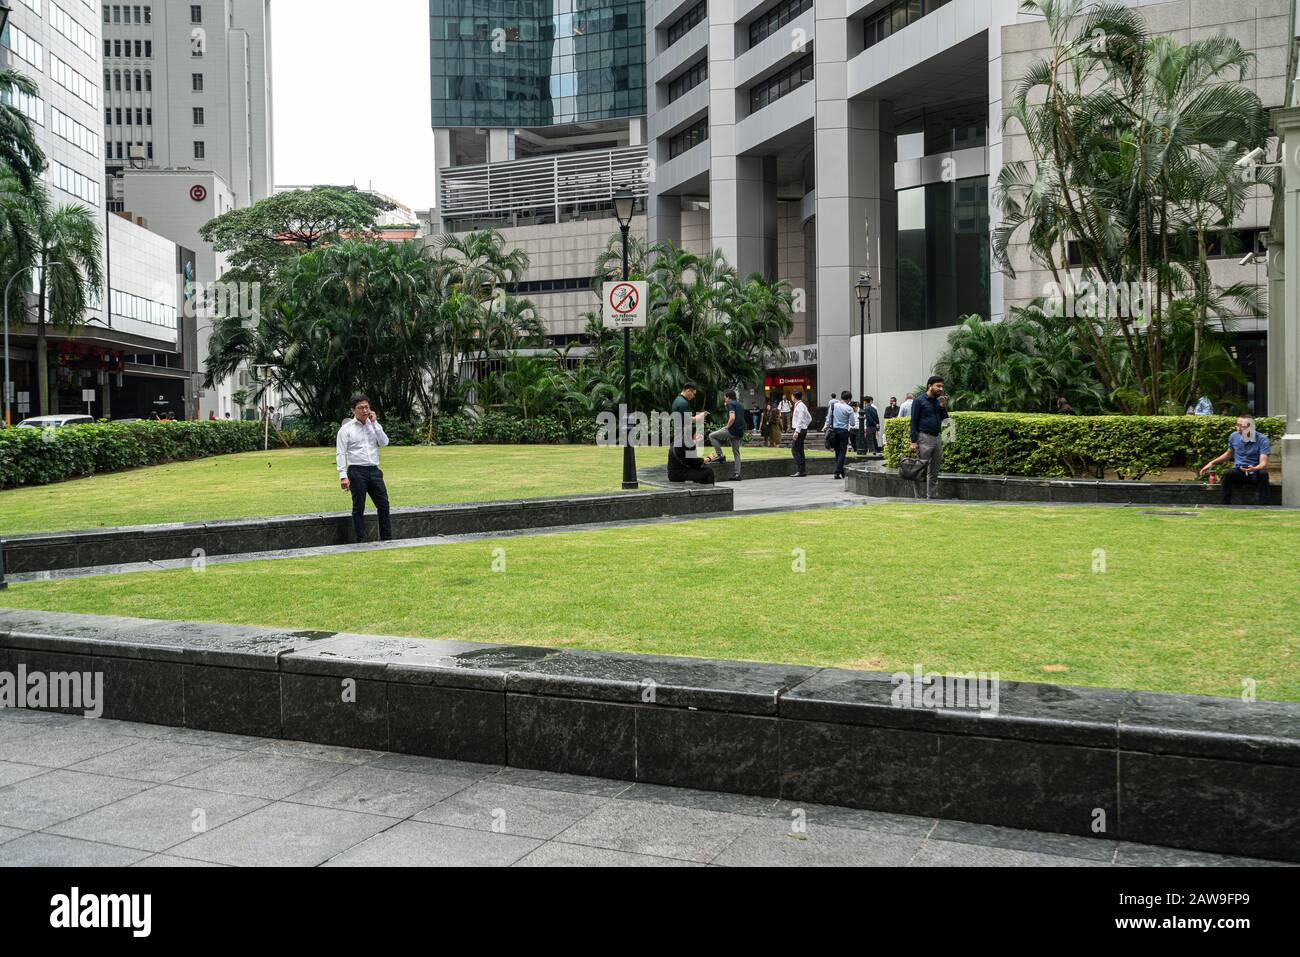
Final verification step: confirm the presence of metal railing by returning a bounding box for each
[438,145,649,226]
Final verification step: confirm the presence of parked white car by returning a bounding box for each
[14,414,94,429]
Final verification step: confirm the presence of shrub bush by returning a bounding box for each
[0,420,266,488]
[882,412,1285,480]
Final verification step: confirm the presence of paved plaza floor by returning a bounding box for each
[0,708,1283,867]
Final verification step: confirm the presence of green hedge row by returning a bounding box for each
[1,413,608,489]
[0,420,268,489]
[883,412,1285,480]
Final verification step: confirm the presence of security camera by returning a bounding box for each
[1235,147,1266,167]
[1239,252,1260,266]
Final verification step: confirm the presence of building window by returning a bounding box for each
[143,5,150,23]
[666,1,706,48]
[144,40,151,57]
[669,117,709,159]
[667,59,708,104]
[134,39,142,57]
[103,71,111,91]
[112,4,120,22]
[113,70,121,91]
[144,70,151,91]
[114,108,122,125]
[112,39,120,57]
[147,141,153,159]
[105,107,112,125]
[103,4,110,22]
[104,39,111,58]
[134,70,141,91]
[865,0,951,49]
[135,108,143,125]
[190,4,201,23]
[134,5,141,23]
[145,107,151,124]
[193,107,204,125]
[192,73,204,91]
[194,141,205,159]
[749,0,812,48]
[748,53,813,113]
[896,176,989,331]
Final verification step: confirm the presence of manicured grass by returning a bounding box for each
[0,443,802,535]
[4,503,1296,700]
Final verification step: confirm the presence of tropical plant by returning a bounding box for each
[994,0,1269,413]
[0,68,46,190]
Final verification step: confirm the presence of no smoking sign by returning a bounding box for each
[602,280,648,329]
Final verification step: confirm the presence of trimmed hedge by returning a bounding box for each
[0,420,267,488]
[883,412,1285,480]
[1,413,608,489]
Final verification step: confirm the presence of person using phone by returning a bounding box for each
[336,394,392,541]
[1200,415,1271,504]
[909,376,948,499]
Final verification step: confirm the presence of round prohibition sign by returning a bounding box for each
[608,281,640,315]
[189,184,208,202]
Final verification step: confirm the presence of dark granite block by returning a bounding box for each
[637,707,780,797]
[1120,691,1300,767]
[1048,481,1100,503]
[95,654,184,726]
[1119,750,1300,862]
[3,541,81,573]
[508,650,816,715]
[940,734,1117,837]
[955,476,1006,501]
[1096,482,1151,504]
[388,681,505,764]
[1004,478,1052,501]
[505,693,635,780]
[182,663,282,737]
[281,672,388,750]
[780,719,944,816]
[0,647,99,715]
[781,668,944,733]
[933,680,1127,748]
[202,524,271,555]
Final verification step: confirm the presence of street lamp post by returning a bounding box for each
[4,262,64,427]
[854,272,872,451]
[253,363,272,451]
[613,186,638,490]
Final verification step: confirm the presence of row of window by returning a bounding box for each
[106,140,152,161]
[437,6,640,42]
[864,0,952,49]
[47,159,99,205]
[749,0,812,48]
[51,106,99,156]
[669,116,709,159]
[1,85,44,127]
[749,53,813,113]
[103,38,153,58]
[102,5,151,24]
[2,24,44,70]
[13,0,41,16]
[51,53,99,108]
[110,288,176,329]
[666,1,706,48]
[105,68,151,91]
[105,106,150,125]
[51,3,98,58]
[509,277,593,295]
[667,58,707,103]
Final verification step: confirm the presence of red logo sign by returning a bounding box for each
[189,184,208,202]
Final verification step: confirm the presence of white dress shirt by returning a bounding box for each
[336,417,389,478]
[779,398,792,413]
[898,399,914,418]
[792,400,812,432]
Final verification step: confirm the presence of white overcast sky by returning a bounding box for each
[271,0,435,210]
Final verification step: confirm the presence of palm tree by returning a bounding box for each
[0,68,46,190]
[0,166,38,330]
[33,198,103,415]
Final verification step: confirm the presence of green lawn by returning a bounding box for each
[0,443,803,535]
[4,503,1296,700]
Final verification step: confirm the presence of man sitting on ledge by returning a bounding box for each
[1200,415,1271,505]
[667,382,714,484]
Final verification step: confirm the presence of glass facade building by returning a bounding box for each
[430,1,647,127]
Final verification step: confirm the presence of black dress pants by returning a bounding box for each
[347,464,392,541]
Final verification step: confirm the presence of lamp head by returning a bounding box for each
[613,186,635,227]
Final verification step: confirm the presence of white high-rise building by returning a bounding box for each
[101,1,274,209]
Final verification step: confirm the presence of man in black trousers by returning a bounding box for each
[336,394,392,542]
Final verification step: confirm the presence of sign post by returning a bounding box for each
[601,280,647,329]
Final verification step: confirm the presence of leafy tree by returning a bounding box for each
[198,185,396,286]
[0,69,45,190]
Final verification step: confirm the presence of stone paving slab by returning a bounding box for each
[0,708,1290,867]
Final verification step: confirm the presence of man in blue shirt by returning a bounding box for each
[826,389,855,479]
[1200,416,1271,504]
[705,389,747,480]
[909,375,949,499]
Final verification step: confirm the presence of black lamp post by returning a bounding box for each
[855,273,872,454]
[613,186,637,490]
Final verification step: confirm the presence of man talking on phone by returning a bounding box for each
[336,394,392,542]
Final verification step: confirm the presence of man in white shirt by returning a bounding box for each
[898,394,915,418]
[336,394,392,542]
[790,390,812,476]
[778,395,793,432]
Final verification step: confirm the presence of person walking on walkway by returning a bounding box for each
[909,377,948,500]
[779,394,792,432]
[705,389,746,480]
[1200,416,1271,504]
[336,394,392,542]
[863,396,881,454]
[826,389,855,479]
[790,390,812,476]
